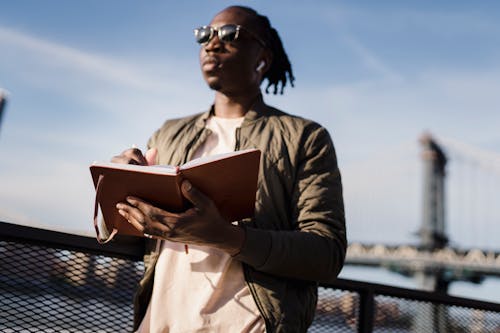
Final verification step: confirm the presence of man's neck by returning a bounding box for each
[213,91,261,118]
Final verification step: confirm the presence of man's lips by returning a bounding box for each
[202,56,221,72]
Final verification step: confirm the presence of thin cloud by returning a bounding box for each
[0,24,209,150]
[342,35,403,82]
[0,26,175,93]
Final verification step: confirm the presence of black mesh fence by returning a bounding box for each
[310,283,500,333]
[0,222,499,333]
[369,295,500,333]
[0,239,144,332]
[309,288,359,332]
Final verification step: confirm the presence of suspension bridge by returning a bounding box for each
[343,132,500,291]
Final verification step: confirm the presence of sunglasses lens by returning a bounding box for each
[219,25,238,42]
[194,27,212,44]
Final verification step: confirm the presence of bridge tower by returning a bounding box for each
[420,133,448,252]
[414,133,449,332]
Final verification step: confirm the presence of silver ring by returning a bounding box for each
[143,233,154,239]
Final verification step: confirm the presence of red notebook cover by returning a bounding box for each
[90,149,261,240]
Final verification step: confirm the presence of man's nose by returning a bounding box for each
[204,34,223,53]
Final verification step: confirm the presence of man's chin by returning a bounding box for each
[207,81,222,91]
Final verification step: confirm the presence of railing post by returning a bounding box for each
[358,288,374,333]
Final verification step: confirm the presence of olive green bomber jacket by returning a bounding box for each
[133,98,347,332]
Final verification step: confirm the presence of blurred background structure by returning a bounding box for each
[0,91,6,135]
[346,134,500,286]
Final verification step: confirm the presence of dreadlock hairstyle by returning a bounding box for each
[232,6,295,95]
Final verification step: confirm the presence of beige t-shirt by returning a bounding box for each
[136,116,265,333]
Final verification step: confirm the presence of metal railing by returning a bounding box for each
[1,221,499,332]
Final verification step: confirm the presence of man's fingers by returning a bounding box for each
[145,148,158,166]
[129,148,149,165]
[117,205,173,238]
[117,208,145,232]
[123,196,180,231]
[126,196,180,217]
[181,180,211,211]
[117,203,147,225]
[126,196,153,213]
[111,148,148,165]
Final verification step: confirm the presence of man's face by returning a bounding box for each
[198,8,265,96]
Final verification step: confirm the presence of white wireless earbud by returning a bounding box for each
[256,60,266,72]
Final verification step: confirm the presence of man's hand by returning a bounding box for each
[116,180,245,255]
[111,147,158,166]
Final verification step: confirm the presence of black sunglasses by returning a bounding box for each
[194,24,266,47]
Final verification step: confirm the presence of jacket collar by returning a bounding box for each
[194,94,268,129]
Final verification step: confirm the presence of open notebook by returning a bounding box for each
[90,148,261,243]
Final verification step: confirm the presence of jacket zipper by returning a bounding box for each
[243,265,273,332]
[237,127,273,331]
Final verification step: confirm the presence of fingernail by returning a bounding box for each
[182,180,192,192]
[117,209,125,216]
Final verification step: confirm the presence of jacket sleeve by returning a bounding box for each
[234,125,347,283]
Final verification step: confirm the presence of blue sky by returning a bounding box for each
[1,1,499,301]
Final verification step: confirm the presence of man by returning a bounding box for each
[113,5,346,333]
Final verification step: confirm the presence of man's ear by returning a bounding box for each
[257,49,273,74]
